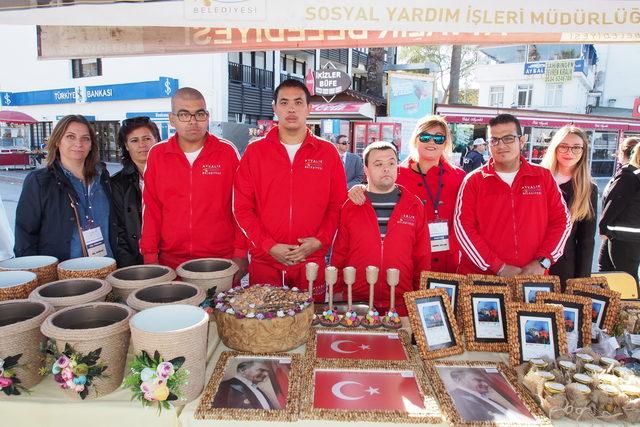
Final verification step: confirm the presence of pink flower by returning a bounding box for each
[0,377,13,388]
[156,362,174,380]
[56,355,71,368]
[143,392,155,401]
[74,384,85,393]
[65,380,75,389]
[140,381,153,394]
[61,367,74,382]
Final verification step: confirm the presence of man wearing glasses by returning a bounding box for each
[454,114,570,277]
[334,134,364,189]
[140,87,247,280]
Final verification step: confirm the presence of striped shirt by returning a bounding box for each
[367,188,400,238]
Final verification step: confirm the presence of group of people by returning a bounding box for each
[10,78,640,316]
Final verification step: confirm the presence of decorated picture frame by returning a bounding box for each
[300,358,442,424]
[467,274,513,288]
[195,352,303,421]
[419,271,467,314]
[566,282,621,341]
[459,285,512,352]
[306,328,415,364]
[536,292,592,350]
[404,289,464,360]
[506,302,568,367]
[566,276,609,290]
[424,360,550,426]
[512,275,561,303]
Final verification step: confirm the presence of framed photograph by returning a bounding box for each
[420,272,467,313]
[425,360,550,426]
[566,282,621,341]
[513,275,560,303]
[459,285,512,352]
[566,276,609,290]
[195,352,303,421]
[506,303,568,367]
[467,274,513,288]
[536,292,592,350]
[300,359,442,423]
[306,328,414,363]
[404,289,464,359]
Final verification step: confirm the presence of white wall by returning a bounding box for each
[595,44,640,108]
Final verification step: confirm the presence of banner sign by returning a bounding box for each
[544,60,576,83]
[387,72,435,119]
[523,59,585,78]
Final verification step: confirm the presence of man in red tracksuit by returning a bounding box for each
[454,114,571,277]
[141,87,247,275]
[233,79,347,300]
[331,141,431,315]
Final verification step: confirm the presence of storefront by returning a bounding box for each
[0,110,37,169]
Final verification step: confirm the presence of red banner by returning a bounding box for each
[315,332,408,361]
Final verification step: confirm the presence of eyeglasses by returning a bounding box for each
[418,132,446,144]
[172,110,209,122]
[557,144,584,155]
[337,142,349,146]
[122,116,151,126]
[488,135,520,146]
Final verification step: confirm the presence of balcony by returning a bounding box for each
[280,72,304,83]
[228,62,274,89]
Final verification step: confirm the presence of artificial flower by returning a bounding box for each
[0,377,13,388]
[156,362,174,380]
[140,367,156,382]
[73,363,89,376]
[2,369,13,378]
[151,384,170,401]
[52,363,61,375]
[61,367,74,382]
[74,384,85,393]
[56,354,70,368]
[73,375,87,385]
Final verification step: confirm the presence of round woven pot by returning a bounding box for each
[176,258,238,293]
[213,303,314,353]
[29,278,112,311]
[40,302,134,400]
[0,271,39,301]
[106,264,176,300]
[0,299,54,390]
[57,257,117,280]
[129,305,209,404]
[126,281,206,312]
[0,255,59,285]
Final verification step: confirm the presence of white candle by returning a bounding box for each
[366,266,379,310]
[325,266,338,310]
[343,266,356,310]
[387,268,400,310]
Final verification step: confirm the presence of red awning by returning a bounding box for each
[0,110,38,124]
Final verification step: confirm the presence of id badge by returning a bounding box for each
[428,220,450,253]
[82,226,107,257]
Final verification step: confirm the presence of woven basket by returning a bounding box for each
[29,278,112,311]
[40,302,134,400]
[0,255,59,285]
[106,264,176,300]
[0,299,55,390]
[57,257,117,280]
[0,271,39,301]
[176,258,238,293]
[129,305,209,404]
[126,281,206,312]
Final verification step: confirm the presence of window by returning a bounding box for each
[71,58,102,78]
[489,86,504,107]
[516,84,533,108]
[527,44,581,62]
[481,45,527,63]
[545,83,563,107]
[254,52,265,69]
[228,52,240,63]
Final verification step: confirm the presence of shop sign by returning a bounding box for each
[544,60,575,84]
[311,102,365,113]
[524,59,584,78]
[125,112,170,121]
[310,62,352,103]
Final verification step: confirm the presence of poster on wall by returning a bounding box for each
[387,72,435,121]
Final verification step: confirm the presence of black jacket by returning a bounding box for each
[462,150,485,174]
[14,162,117,261]
[110,161,143,267]
[212,378,275,409]
[600,164,640,242]
[550,181,598,284]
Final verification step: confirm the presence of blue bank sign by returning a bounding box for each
[524,59,585,76]
[0,77,178,107]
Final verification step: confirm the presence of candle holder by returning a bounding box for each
[362,266,381,328]
[340,266,360,328]
[319,266,341,327]
[306,262,321,326]
[382,268,402,329]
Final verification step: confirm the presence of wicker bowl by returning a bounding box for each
[29,278,112,311]
[57,257,116,280]
[176,258,238,293]
[106,264,176,300]
[126,281,206,312]
[0,271,39,301]
[0,255,59,285]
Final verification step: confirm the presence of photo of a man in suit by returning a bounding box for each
[335,135,364,189]
[212,360,277,409]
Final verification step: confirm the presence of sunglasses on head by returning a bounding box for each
[418,132,446,144]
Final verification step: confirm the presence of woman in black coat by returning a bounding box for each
[111,117,160,267]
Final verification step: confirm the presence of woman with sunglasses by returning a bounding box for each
[111,117,160,267]
[349,115,465,272]
[540,125,597,286]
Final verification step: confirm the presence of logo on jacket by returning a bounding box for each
[397,214,416,227]
[202,164,222,175]
[304,159,324,171]
[522,184,543,196]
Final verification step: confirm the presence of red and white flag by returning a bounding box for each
[315,332,408,361]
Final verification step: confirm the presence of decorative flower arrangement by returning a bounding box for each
[340,310,361,327]
[123,350,188,413]
[42,339,107,400]
[362,309,382,328]
[382,309,402,329]
[0,354,28,396]
[319,307,341,326]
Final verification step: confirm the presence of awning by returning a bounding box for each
[0,110,38,124]
[310,102,376,119]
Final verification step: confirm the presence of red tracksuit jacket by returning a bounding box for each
[454,156,571,274]
[233,127,347,266]
[140,133,246,269]
[331,185,431,316]
[397,158,465,273]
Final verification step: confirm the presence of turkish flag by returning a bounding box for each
[313,370,427,413]
[315,332,408,361]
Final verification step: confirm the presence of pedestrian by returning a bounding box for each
[233,79,347,300]
[0,195,14,261]
[462,138,487,173]
[540,125,597,286]
[140,87,248,279]
[334,134,364,189]
[110,116,160,267]
[454,114,571,277]
[14,115,116,261]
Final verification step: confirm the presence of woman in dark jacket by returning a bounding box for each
[599,140,640,285]
[541,125,597,286]
[15,115,116,261]
[111,117,160,267]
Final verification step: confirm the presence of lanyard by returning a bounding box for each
[417,163,444,218]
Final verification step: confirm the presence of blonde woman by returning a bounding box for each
[540,125,597,285]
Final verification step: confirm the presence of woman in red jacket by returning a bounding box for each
[349,115,465,272]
